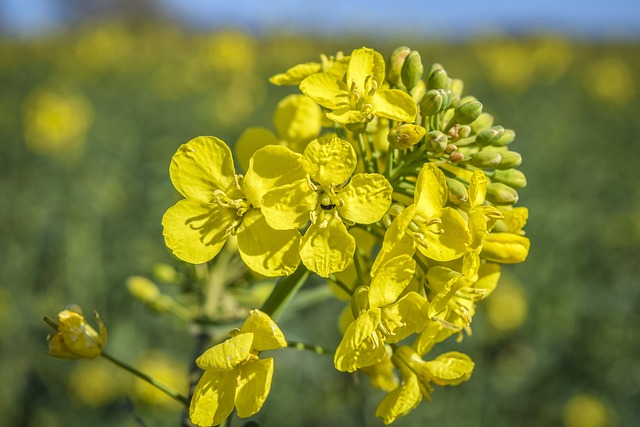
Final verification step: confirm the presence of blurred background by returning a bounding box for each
[1,0,639,426]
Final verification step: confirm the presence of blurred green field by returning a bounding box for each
[1,21,639,427]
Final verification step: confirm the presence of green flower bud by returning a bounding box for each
[469,112,495,133]
[491,219,509,232]
[427,63,449,90]
[127,276,160,304]
[410,80,426,104]
[425,130,448,153]
[471,150,502,169]
[486,182,519,205]
[420,89,445,116]
[388,124,427,149]
[450,78,464,96]
[152,263,179,284]
[401,50,424,91]
[345,120,368,134]
[475,126,504,147]
[492,169,527,189]
[494,128,516,146]
[446,178,469,205]
[495,151,522,170]
[452,100,483,126]
[387,46,411,87]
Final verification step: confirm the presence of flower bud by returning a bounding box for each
[388,124,426,149]
[469,112,494,134]
[492,169,527,189]
[127,276,160,304]
[420,89,445,116]
[451,100,483,126]
[471,150,502,169]
[494,129,516,146]
[495,151,522,170]
[152,263,179,284]
[425,130,448,153]
[450,78,464,96]
[449,151,465,163]
[410,80,426,104]
[427,63,449,90]
[351,286,370,318]
[446,178,469,205]
[387,46,411,87]
[475,126,504,147]
[486,183,519,205]
[401,50,424,91]
[46,307,107,359]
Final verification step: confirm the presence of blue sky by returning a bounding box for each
[1,0,639,38]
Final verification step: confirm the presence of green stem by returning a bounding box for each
[328,274,353,297]
[386,147,394,179]
[352,251,365,286]
[366,133,379,173]
[101,351,188,407]
[287,340,335,355]
[357,133,374,173]
[260,265,311,322]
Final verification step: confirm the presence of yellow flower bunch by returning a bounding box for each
[45,45,531,427]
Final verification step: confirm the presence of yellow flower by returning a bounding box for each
[334,255,429,372]
[47,306,107,360]
[269,51,349,86]
[481,206,530,264]
[300,47,417,126]
[162,136,301,276]
[189,310,286,427]
[259,136,393,277]
[375,346,474,424]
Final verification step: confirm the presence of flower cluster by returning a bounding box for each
[158,45,530,425]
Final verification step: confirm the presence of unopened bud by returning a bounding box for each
[495,151,522,170]
[449,151,465,163]
[410,80,426,104]
[469,112,495,133]
[471,150,502,169]
[486,183,519,205]
[492,169,527,189]
[127,276,160,303]
[345,120,369,134]
[446,178,469,205]
[491,219,509,233]
[152,263,178,284]
[420,89,445,116]
[401,50,424,91]
[445,143,457,154]
[452,100,483,126]
[450,78,464,96]
[388,124,426,149]
[387,46,411,87]
[427,63,449,90]
[425,130,448,153]
[494,129,516,146]
[351,286,370,318]
[475,126,504,147]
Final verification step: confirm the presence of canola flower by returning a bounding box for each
[46,45,531,426]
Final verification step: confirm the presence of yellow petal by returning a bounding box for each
[426,266,469,315]
[369,254,416,308]
[239,309,287,351]
[474,263,501,296]
[243,145,307,208]
[423,351,475,386]
[468,170,487,208]
[162,199,233,264]
[300,218,355,278]
[269,62,322,86]
[371,207,417,276]
[303,136,356,187]
[371,89,418,122]
[235,127,279,173]
[189,370,236,427]
[481,233,530,264]
[347,47,386,93]
[237,209,301,277]
[170,136,236,201]
[501,207,529,233]
[339,173,393,225]
[326,107,371,124]
[299,73,350,110]
[235,358,275,418]
[375,372,422,425]
[360,356,400,393]
[381,292,429,343]
[273,94,322,144]
[196,333,253,371]
[334,308,386,372]
[414,164,447,218]
[417,207,470,262]
[261,179,317,230]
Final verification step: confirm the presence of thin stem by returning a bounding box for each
[260,265,311,322]
[101,351,188,407]
[352,251,365,286]
[328,274,353,297]
[386,147,394,179]
[287,340,335,355]
[366,133,379,173]
[357,132,374,173]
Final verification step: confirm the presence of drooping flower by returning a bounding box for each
[258,136,393,277]
[189,310,287,427]
[300,47,417,127]
[47,305,107,360]
[162,136,301,276]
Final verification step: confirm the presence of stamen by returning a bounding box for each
[306,175,318,192]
